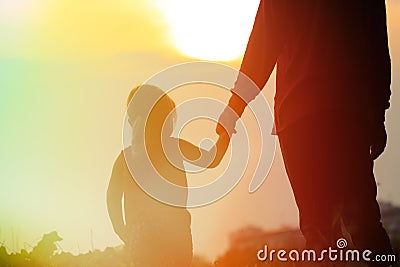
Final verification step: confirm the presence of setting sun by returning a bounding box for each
[1,0,399,263]
[155,0,260,61]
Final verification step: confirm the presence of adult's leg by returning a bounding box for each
[339,123,395,267]
[278,112,394,266]
[279,113,346,252]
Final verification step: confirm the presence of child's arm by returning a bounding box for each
[177,132,230,168]
[106,153,128,243]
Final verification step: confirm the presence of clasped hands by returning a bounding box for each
[177,105,239,169]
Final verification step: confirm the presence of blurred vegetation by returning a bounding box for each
[0,222,398,266]
[0,231,214,267]
[0,203,400,267]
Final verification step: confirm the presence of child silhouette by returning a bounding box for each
[107,85,229,267]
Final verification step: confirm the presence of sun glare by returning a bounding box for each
[0,0,39,22]
[155,0,260,61]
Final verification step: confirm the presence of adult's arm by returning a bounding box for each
[367,0,391,160]
[218,0,285,135]
[369,0,391,122]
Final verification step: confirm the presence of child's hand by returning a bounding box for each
[177,129,231,169]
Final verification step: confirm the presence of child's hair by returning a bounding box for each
[126,85,177,134]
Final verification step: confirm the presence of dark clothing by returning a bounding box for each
[278,112,395,266]
[229,0,391,133]
[224,0,394,265]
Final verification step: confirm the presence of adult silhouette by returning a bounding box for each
[217,1,396,266]
[108,85,228,266]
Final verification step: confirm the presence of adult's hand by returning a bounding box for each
[216,122,233,138]
[208,129,231,168]
[370,122,387,160]
[216,106,239,138]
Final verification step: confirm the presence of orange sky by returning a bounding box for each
[0,0,399,261]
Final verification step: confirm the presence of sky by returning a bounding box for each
[0,0,399,261]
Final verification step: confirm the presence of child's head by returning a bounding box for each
[127,85,177,142]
